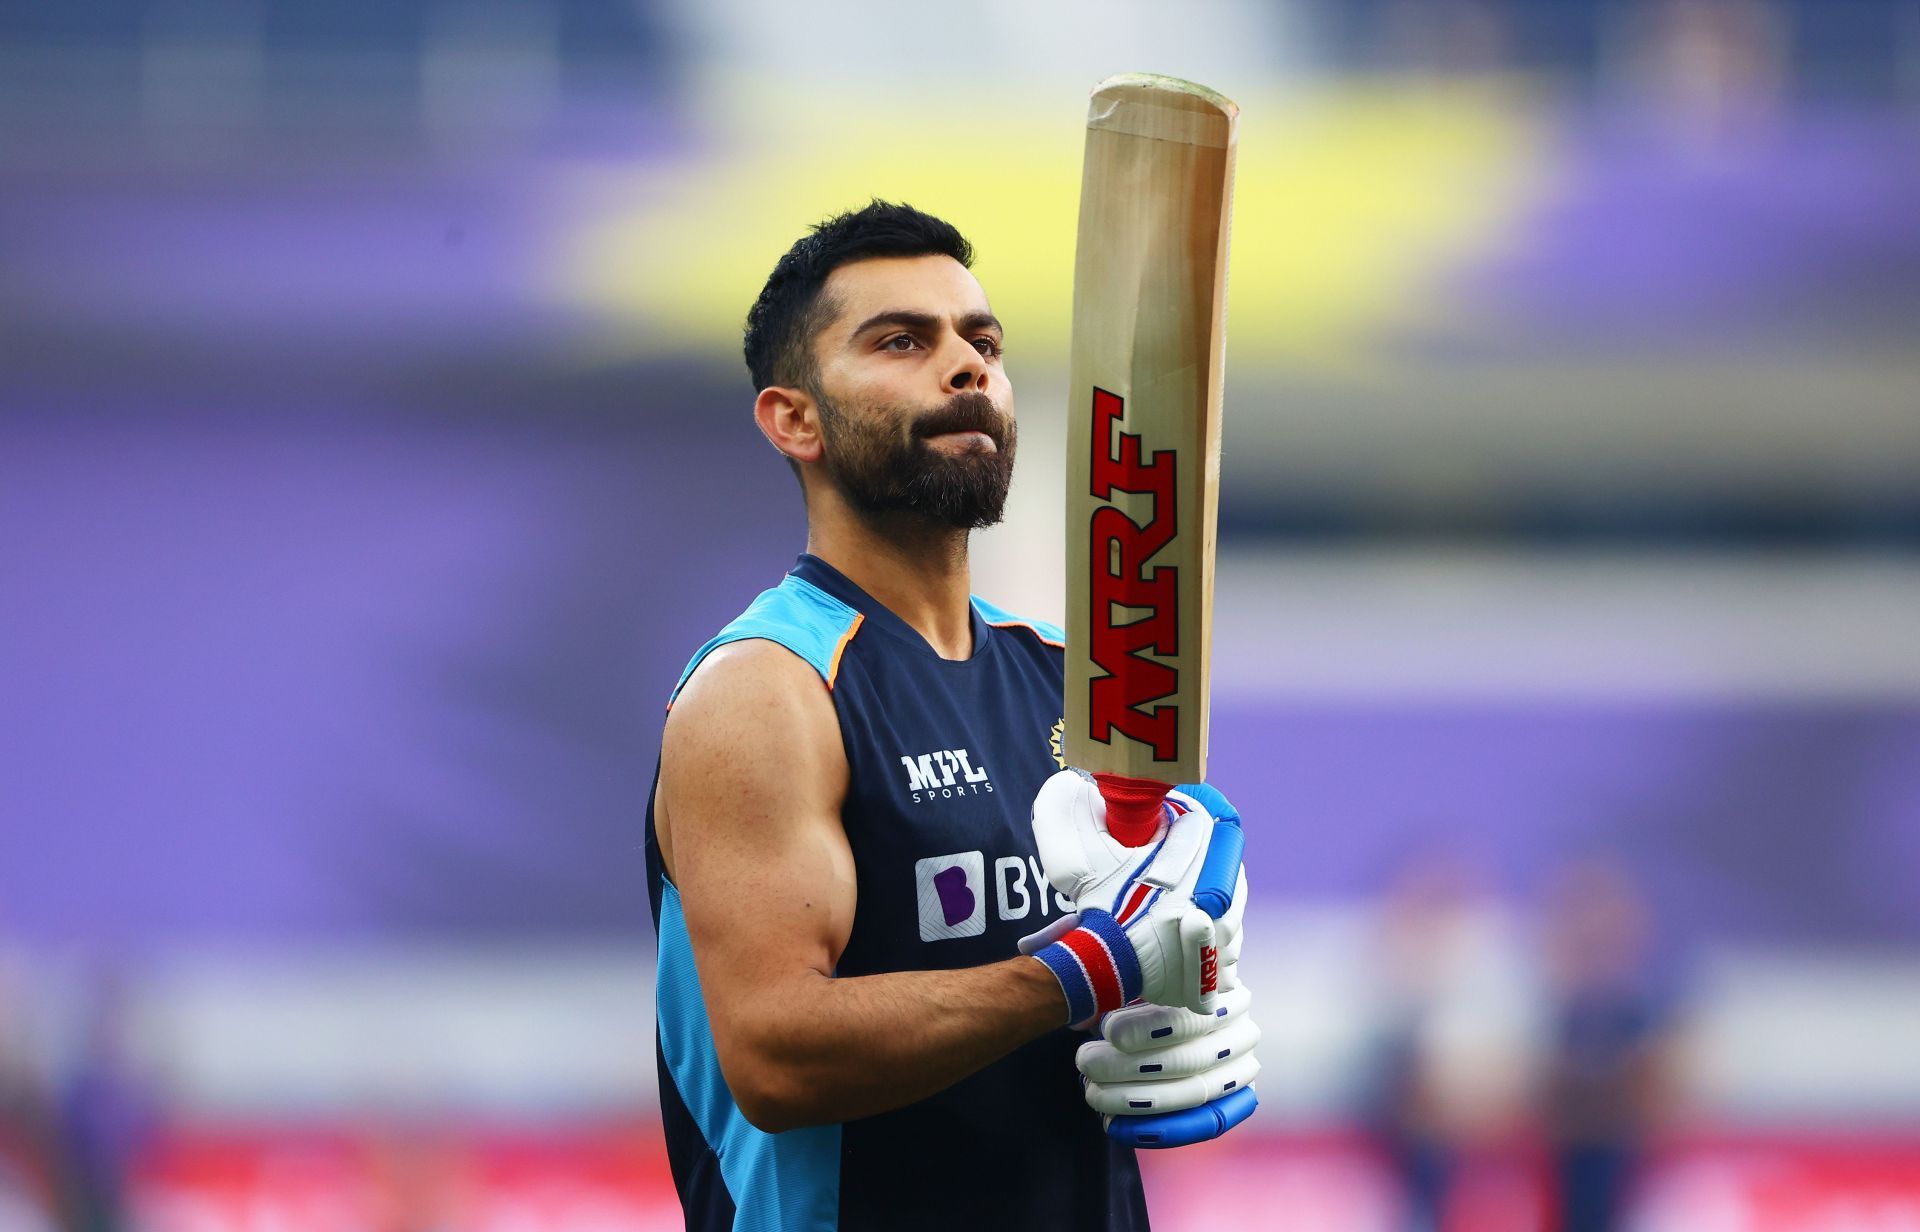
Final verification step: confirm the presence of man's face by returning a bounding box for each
[806,255,1016,530]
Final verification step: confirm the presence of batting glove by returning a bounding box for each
[1079,983,1261,1147]
[1021,770,1247,1024]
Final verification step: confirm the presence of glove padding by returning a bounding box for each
[1025,770,1244,1020]
[1105,1086,1260,1148]
[1081,981,1261,1148]
[1080,984,1261,1114]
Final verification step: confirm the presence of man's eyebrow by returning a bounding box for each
[848,310,937,340]
[847,309,1004,341]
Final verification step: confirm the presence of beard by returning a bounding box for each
[815,388,1017,531]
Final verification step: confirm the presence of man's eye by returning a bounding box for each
[883,334,919,352]
[973,337,1003,357]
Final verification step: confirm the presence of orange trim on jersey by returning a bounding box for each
[989,620,1066,650]
[826,613,865,687]
[666,618,862,714]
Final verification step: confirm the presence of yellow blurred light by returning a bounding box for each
[552,79,1552,376]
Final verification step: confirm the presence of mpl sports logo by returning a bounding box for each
[1085,387,1181,761]
[914,850,1072,942]
[898,748,993,803]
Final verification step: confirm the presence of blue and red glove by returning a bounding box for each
[1020,772,1242,1021]
[1020,772,1259,1147]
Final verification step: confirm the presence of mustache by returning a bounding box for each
[912,392,1007,449]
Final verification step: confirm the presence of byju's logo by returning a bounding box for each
[914,849,1071,942]
[914,852,985,941]
[899,749,993,803]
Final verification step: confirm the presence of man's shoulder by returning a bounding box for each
[669,573,864,709]
[660,602,846,768]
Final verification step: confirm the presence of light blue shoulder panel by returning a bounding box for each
[657,881,841,1230]
[670,576,862,706]
[969,595,1066,647]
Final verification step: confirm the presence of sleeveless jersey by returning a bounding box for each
[645,554,1148,1232]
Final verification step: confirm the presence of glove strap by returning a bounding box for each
[1033,908,1142,1024]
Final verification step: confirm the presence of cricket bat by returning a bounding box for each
[1064,73,1237,851]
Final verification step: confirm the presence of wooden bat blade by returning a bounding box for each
[1064,73,1236,842]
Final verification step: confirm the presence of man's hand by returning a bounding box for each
[1022,770,1247,1022]
[1022,769,1260,1145]
[1078,984,1261,1147]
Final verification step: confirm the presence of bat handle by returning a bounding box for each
[1092,773,1171,847]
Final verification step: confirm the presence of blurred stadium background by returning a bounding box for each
[3,0,1918,1228]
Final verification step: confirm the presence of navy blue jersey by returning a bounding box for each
[645,554,1148,1232]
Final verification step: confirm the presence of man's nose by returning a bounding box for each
[944,339,989,393]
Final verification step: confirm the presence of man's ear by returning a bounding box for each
[755,385,824,465]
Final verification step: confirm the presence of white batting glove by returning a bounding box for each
[1022,770,1245,1022]
[1079,983,1261,1120]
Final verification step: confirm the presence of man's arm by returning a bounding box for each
[656,639,1066,1134]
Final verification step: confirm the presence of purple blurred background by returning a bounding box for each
[2,1,1919,1228]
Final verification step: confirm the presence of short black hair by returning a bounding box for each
[743,200,974,393]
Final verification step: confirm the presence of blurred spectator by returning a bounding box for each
[1541,859,1682,1232]
[370,1126,464,1232]
[52,966,154,1232]
[0,952,55,1232]
[1615,0,1788,143]
[1365,855,1546,1232]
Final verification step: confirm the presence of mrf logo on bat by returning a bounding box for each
[1084,386,1181,762]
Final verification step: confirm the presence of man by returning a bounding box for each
[646,201,1254,1231]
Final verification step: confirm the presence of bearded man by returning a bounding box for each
[645,201,1258,1231]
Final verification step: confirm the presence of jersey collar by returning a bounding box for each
[789,554,994,662]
